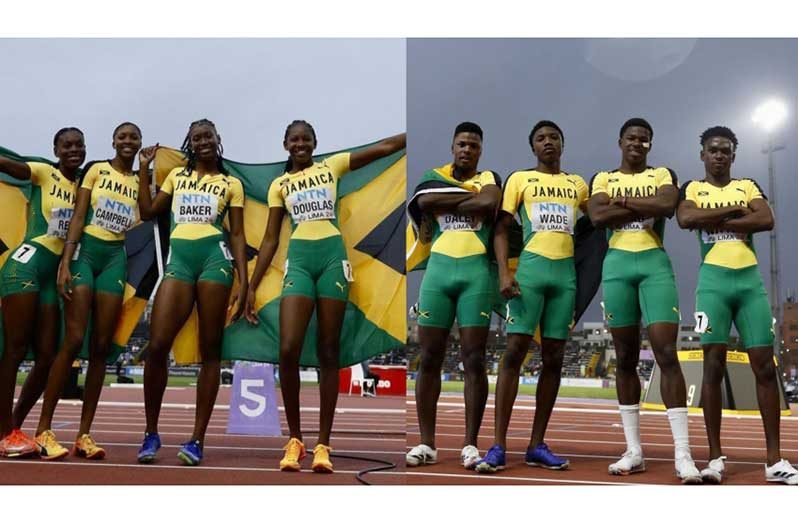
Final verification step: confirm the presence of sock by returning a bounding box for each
[618,404,642,455]
[667,407,690,457]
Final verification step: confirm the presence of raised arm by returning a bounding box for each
[348,133,406,171]
[137,145,172,221]
[244,206,285,324]
[57,187,91,300]
[676,199,750,230]
[0,156,32,180]
[494,211,520,299]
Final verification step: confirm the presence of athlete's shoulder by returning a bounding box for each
[678,179,700,200]
[588,170,612,192]
[650,166,678,185]
[737,177,768,200]
[168,166,190,178]
[481,170,502,188]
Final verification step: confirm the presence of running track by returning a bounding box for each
[0,385,405,485]
[406,391,798,485]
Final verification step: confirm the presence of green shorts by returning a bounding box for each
[601,248,680,328]
[506,252,575,340]
[165,235,234,286]
[695,263,774,349]
[282,235,350,301]
[417,253,493,329]
[0,240,60,305]
[70,234,127,296]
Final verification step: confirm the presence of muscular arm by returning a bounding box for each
[619,184,679,218]
[61,187,91,263]
[248,206,285,291]
[0,156,32,180]
[349,133,406,171]
[587,192,638,228]
[493,212,520,298]
[227,207,248,286]
[721,198,773,233]
[416,192,474,214]
[676,200,749,230]
[455,185,501,219]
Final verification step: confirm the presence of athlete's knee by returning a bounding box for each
[461,347,486,375]
[61,330,87,355]
[750,353,777,383]
[316,342,339,369]
[418,347,444,374]
[615,351,639,375]
[279,342,301,365]
[654,346,680,373]
[500,344,527,371]
[541,343,565,371]
[145,339,171,362]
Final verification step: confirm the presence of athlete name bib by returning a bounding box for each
[174,192,219,224]
[46,207,73,239]
[285,189,336,223]
[701,230,747,244]
[614,217,655,232]
[91,196,136,233]
[531,202,573,233]
[436,213,482,232]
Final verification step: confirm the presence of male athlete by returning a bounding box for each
[677,126,798,484]
[406,122,501,469]
[588,118,700,483]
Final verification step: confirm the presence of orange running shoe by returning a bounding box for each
[73,434,106,460]
[311,444,334,474]
[279,437,307,472]
[0,429,38,458]
[35,430,69,460]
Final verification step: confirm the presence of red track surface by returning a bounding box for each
[406,392,798,485]
[0,385,405,485]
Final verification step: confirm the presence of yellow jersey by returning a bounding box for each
[80,161,139,242]
[25,162,78,255]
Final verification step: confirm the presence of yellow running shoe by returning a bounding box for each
[279,437,307,472]
[73,434,106,460]
[312,444,334,474]
[35,430,68,461]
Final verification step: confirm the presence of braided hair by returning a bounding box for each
[283,120,317,172]
[180,119,227,174]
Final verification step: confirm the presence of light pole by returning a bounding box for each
[752,99,788,354]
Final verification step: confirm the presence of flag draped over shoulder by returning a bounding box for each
[153,145,406,368]
[0,146,160,363]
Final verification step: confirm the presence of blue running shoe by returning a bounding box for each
[475,444,506,474]
[177,440,203,466]
[525,443,569,470]
[137,432,161,464]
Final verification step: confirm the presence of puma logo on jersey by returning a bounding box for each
[736,187,746,194]
[219,268,229,277]
[480,311,490,319]
[117,280,124,288]
[335,281,346,293]
[672,307,679,313]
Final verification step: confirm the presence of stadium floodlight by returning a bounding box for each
[752,99,788,133]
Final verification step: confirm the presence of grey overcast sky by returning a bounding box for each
[407,38,798,325]
[0,39,405,161]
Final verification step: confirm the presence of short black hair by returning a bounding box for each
[700,126,738,150]
[529,120,564,147]
[453,121,483,140]
[620,118,653,139]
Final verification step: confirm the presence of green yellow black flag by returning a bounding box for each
[152,145,407,368]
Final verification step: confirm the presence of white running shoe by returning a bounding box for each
[765,459,798,485]
[608,449,645,475]
[701,456,727,484]
[406,444,438,467]
[675,452,702,484]
[461,445,481,470]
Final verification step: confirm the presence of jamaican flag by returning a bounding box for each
[0,146,161,363]
[152,145,406,368]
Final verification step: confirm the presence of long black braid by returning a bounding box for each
[283,120,317,172]
[180,119,227,174]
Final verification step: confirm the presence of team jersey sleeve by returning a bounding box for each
[229,177,245,208]
[159,169,179,195]
[657,167,678,188]
[679,181,695,203]
[26,161,50,186]
[745,179,767,202]
[589,171,608,196]
[479,170,500,188]
[80,163,100,191]
[500,172,521,216]
[267,177,285,208]
[324,153,351,177]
